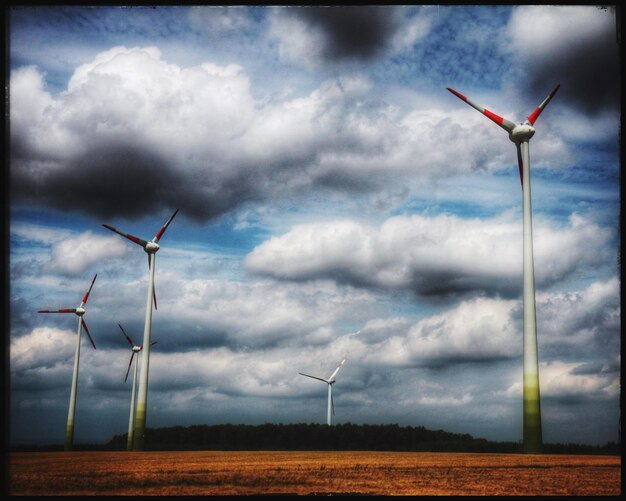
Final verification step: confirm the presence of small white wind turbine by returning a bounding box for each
[447,84,560,454]
[118,324,156,452]
[299,356,347,426]
[102,208,178,450]
[38,273,97,451]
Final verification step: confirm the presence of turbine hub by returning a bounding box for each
[509,123,535,144]
[145,241,160,254]
[75,307,85,316]
[132,346,142,352]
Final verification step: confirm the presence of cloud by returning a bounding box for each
[504,5,620,113]
[158,277,376,350]
[245,213,613,299]
[47,231,128,275]
[10,327,76,373]
[268,6,433,70]
[11,46,534,222]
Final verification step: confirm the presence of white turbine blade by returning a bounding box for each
[125,352,135,382]
[152,208,179,243]
[81,318,97,350]
[102,223,148,248]
[38,308,77,313]
[79,274,97,307]
[447,87,516,133]
[119,323,134,347]
[527,84,560,125]
[328,357,347,382]
[299,372,329,384]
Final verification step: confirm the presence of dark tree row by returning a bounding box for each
[102,423,620,455]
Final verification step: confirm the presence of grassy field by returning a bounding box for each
[8,450,621,496]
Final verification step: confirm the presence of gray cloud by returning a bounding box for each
[506,6,620,114]
[296,6,401,62]
[244,214,613,300]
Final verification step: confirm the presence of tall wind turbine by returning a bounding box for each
[38,274,98,451]
[118,323,156,451]
[447,84,560,454]
[299,356,347,426]
[102,208,178,450]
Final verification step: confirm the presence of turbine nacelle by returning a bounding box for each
[144,241,160,254]
[509,123,536,144]
[75,307,86,317]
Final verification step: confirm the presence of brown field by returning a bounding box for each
[8,450,621,496]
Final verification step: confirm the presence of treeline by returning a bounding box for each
[100,423,620,455]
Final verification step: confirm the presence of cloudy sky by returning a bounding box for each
[8,5,620,447]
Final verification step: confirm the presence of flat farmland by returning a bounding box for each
[8,450,621,496]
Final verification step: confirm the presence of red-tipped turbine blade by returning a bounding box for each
[153,209,179,243]
[102,224,148,248]
[527,84,560,125]
[125,352,135,383]
[118,323,134,347]
[80,274,97,307]
[38,308,77,313]
[447,87,516,133]
[516,143,524,187]
[81,318,97,350]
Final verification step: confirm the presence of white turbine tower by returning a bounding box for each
[118,324,156,451]
[102,208,178,450]
[447,84,560,454]
[38,273,98,451]
[299,356,347,426]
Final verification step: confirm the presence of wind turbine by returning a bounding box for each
[299,356,347,426]
[102,208,178,450]
[38,273,98,451]
[447,84,560,454]
[118,323,156,451]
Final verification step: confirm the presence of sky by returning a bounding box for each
[7,4,621,447]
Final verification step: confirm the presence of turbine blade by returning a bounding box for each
[516,143,524,188]
[125,352,135,383]
[153,208,179,243]
[150,341,157,346]
[152,257,158,311]
[328,357,347,382]
[81,319,97,350]
[447,87,516,133]
[527,84,560,125]
[118,323,134,347]
[298,373,329,384]
[38,309,77,313]
[80,274,97,307]
[331,392,335,416]
[102,224,148,248]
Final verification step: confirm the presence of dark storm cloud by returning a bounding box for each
[10,140,259,223]
[292,6,402,62]
[509,6,620,114]
[526,30,620,114]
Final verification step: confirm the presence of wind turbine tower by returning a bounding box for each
[119,323,156,451]
[299,356,347,425]
[102,209,178,450]
[38,274,98,451]
[447,84,560,453]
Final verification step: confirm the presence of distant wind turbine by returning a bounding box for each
[102,208,178,450]
[447,84,560,454]
[118,323,156,452]
[38,273,98,451]
[299,356,347,426]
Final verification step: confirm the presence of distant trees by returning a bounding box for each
[103,423,620,455]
